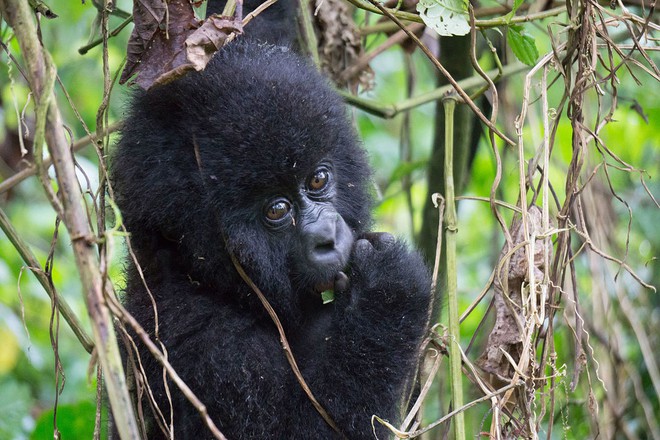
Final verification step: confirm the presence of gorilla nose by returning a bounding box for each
[312,234,336,252]
[307,218,337,255]
[303,210,352,269]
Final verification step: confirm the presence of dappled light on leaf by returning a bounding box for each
[416,0,470,36]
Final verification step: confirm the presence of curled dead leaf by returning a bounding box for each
[120,0,241,89]
[186,16,242,71]
[313,0,373,90]
[477,206,552,379]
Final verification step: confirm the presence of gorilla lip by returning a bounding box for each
[314,279,335,294]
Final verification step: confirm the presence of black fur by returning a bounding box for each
[206,0,298,46]
[111,7,432,439]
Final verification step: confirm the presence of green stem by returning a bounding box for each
[478,6,566,28]
[345,0,565,29]
[443,97,465,440]
[78,15,133,55]
[298,0,320,66]
[222,0,236,16]
[340,62,527,119]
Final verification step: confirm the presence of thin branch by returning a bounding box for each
[78,14,133,55]
[228,251,348,438]
[0,122,122,195]
[345,0,566,29]
[407,381,522,438]
[341,62,528,119]
[362,0,517,145]
[105,289,228,440]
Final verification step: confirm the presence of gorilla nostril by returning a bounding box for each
[315,239,335,253]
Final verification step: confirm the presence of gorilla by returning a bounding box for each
[111,1,432,438]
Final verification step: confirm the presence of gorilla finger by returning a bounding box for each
[334,271,349,294]
[353,238,374,259]
[361,232,395,251]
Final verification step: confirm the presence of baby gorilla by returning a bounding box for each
[111,6,432,440]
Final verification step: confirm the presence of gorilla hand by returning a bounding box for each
[344,232,431,318]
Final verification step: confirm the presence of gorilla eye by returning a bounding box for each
[266,199,292,222]
[308,168,329,192]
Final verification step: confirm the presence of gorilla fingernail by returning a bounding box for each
[334,271,349,293]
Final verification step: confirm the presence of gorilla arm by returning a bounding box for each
[289,234,432,439]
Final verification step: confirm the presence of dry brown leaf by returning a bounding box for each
[120,0,241,89]
[477,205,551,379]
[313,0,373,90]
[186,16,243,71]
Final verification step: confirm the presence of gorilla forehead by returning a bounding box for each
[134,41,355,195]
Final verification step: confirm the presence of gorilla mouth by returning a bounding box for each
[304,244,351,294]
[299,203,354,297]
[309,246,349,269]
[313,278,335,294]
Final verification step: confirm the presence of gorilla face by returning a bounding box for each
[213,158,356,311]
[261,162,354,290]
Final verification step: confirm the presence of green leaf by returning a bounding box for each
[321,290,335,304]
[507,25,539,66]
[505,0,526,19]
[416,0,470,36]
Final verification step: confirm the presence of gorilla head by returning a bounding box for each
[112,42,371,320]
